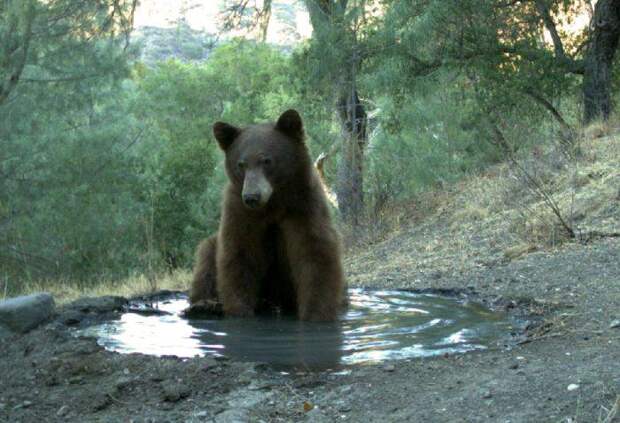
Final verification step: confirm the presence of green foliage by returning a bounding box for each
[3,0,618,291]
[1,31,299,287]
[133,39,296,269]
[1,0,140,288]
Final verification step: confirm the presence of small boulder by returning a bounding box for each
[0,325,12,340]
[0,293,55,333]
[69,296,126,313]
[162,383,191,402]
[382,364,395,372]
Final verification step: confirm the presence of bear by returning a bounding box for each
[189,109,345,321]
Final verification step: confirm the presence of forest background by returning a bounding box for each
[1,0,618,296]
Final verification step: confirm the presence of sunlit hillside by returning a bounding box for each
[134,0,311,44]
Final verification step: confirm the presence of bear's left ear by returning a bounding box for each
[276,109,304,141]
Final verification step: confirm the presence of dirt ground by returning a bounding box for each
[1,230,619,423]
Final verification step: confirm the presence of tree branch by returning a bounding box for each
[532,0,584,74]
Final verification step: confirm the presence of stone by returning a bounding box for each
[57,405,69,417]
[60,311,83,326]
[162,383,190,402]
[69,296,126,313]
[115,377,133,390]
[337,402,352,412]
[481,390,493,399]
[567,384,579,391]
[0,293,55,333]
[215,408,249,423]
[610,319,620,329]
[91,393,111,411]
[383,364,395,372]
[0,325,12,340]
[200,357,219,371]
[304,407,330,422]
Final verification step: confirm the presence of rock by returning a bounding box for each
[610,319,620,329]
[337,402,352,412]
[195,410,209,418]
[503,244,536,261]
[201,357,219,371]
[73,340,99,355]
[383,364,395,372]
[57,405,69,417]
[91,393,111,411]
[339,386,353,395]
[0,293,55,333]
[68,376,83,385]
[248,381,272,391]
[481,390,493,399]
[70,296,126,313]
[567,384,579,391]
[115,377,133,390]
[0,325,12,340]
[304,407,330,422]
[162,383,191,402]
[60,311,83,326]
[509,363,519,370]
[12,400,33,410]
[215,408,250,423]
[237,368,258,384]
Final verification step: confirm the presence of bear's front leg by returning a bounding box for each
[281,219,345,321]
[216,217,267,318]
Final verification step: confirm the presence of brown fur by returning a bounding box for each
[190,110,345,321]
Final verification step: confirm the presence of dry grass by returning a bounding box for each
[598,396,619,423]
[8,269,192,304]
[448,120,619,249]
[344,119,619,286]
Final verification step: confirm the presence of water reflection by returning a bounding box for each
[81,289,515,369]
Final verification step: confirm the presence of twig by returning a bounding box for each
[107,393,131,406]
[599,396,619,423]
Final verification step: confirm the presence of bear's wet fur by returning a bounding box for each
[189,110,345,321]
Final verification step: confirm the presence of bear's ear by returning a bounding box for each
[213,122,240,150]
[275,109,304,140]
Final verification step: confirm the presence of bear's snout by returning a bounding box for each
[241,169,273,209]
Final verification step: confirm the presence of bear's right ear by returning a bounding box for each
[213,122,240,151]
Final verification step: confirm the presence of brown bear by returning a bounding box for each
[189,110,345,321]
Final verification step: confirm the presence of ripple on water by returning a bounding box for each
[78,289,516,369]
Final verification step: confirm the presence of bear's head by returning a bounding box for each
[213,109,309,210]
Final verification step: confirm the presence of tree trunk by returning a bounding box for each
[257,0,272,42]
[304,0,365,225]
[583,0,620,123]
[336,87,366,225]
[0,0,35,106]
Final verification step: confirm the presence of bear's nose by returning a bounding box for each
[243,193,261,208]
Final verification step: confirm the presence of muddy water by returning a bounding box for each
[80,289,517,369]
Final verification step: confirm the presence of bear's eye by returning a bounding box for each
[261,157,272,166]
[237,161,246,171]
